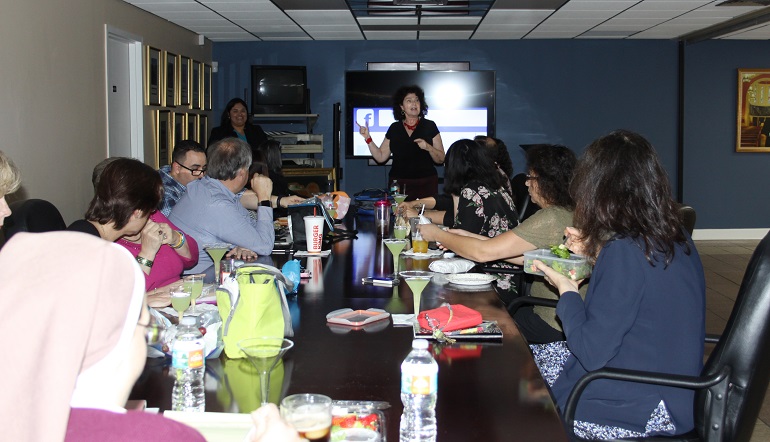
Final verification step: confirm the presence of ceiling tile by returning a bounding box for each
[472,30,527,39]
[286,10,357,25]
[357,16,418,26]
[482,9,553,25]
[558,1,637,12]
[420,16,482,25]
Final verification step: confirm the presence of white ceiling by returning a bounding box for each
[121,0,770,41]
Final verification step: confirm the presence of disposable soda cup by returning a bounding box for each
[304,216,325,253]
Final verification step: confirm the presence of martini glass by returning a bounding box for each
[183,273,205,312]
[383,238,408,279]
[238,337,294,406]
[399,270,434,321]
[393,193,407,205]
[170,285,191,321]
[204,243,231,283]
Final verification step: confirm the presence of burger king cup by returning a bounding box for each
[303,215,325,253]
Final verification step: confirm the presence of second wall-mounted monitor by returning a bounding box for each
[251,65,309,115]
[346,70,495,159]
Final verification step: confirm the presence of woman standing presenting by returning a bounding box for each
[209,98,268,156]
[359,85,444,200]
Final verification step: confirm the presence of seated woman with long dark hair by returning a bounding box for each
[532,130,705,439]
[418,139,520,294]
[208,98,267,156]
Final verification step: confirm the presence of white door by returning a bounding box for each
[105,27,143,160]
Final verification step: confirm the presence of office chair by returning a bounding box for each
[2,199,67,240]
[510,232,770,441]
[679,205,697,237]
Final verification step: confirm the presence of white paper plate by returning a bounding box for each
[446,273,496,286]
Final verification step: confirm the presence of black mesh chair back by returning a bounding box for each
[2,199,67,240]
[693,231,770,441]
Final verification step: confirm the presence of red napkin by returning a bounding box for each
[418,304,482,332]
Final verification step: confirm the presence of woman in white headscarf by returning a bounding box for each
[0,231,300,442]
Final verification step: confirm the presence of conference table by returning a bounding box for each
[131,217,568,441]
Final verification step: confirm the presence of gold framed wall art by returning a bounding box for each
[737,69,770,152]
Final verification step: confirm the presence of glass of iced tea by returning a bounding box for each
[281,394,333,441]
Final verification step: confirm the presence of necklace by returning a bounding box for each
[403,119,418,131]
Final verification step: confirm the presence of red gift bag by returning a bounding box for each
[417,304,482,332]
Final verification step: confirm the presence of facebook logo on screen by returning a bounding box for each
[356,109,375,128]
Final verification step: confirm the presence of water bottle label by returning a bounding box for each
[401,366,437,395]
[172,341,204,369]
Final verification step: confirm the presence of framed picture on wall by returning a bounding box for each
[204,64,212,111]
[187,114,198,142]
[179,56,191,107]
[737,69,770,152]
[165,52,177,107]
[156,110,172,167]
[174,112,186,145]
[199,114,208,148]
[192,61,201,110]
[146,47,162,106]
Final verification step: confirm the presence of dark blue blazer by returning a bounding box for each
[552,235,705,434]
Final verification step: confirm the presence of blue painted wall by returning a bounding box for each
[684,40,770,229]
[212,39,767,229]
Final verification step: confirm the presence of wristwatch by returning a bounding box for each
[260,200,271,207]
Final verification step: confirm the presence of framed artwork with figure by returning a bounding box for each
[737,69,770,152]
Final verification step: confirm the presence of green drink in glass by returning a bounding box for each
[183,273,205,311]
[171,291,191,320]
[383,238,408,277]
[393,225,408,239]
[393,193,407,205]
[399,270,433,319]
[204,243,231,283]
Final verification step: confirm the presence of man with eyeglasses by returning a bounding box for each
[158,140,207,216]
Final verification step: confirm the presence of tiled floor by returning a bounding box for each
[695,239,770,441]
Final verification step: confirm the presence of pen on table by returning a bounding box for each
[447,326,485,335]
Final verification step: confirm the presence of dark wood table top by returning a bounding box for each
[132,217,567,441]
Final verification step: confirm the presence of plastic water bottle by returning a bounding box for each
[400,339,438,441]
[171,316,206,412]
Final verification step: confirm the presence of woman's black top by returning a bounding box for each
[208,124,268,156]
[384,118,440,179]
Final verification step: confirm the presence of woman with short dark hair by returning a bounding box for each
[532,130,704,438]
[208,98,268,156]
[358,85,444,199]
[69,158,198,307]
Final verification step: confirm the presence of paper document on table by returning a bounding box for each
[163,411,252,442]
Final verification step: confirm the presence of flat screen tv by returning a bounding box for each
[251,65,308,115]
[346,70,495,159]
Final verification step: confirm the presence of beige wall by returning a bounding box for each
[0,0,212,223]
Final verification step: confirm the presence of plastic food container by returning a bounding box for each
[523,249,592,280]
[331,402,386,442]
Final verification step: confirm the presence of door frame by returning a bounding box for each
[105,25,144,160]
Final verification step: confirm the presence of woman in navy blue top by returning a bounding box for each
[532,130,705,439]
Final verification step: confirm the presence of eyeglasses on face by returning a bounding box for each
[175,161,207,176]
[525,174,538,181]
[137,318,167,345]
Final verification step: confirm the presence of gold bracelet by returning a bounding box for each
[136,256,153,268]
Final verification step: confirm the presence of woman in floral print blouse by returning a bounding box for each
[440,138,520,296]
